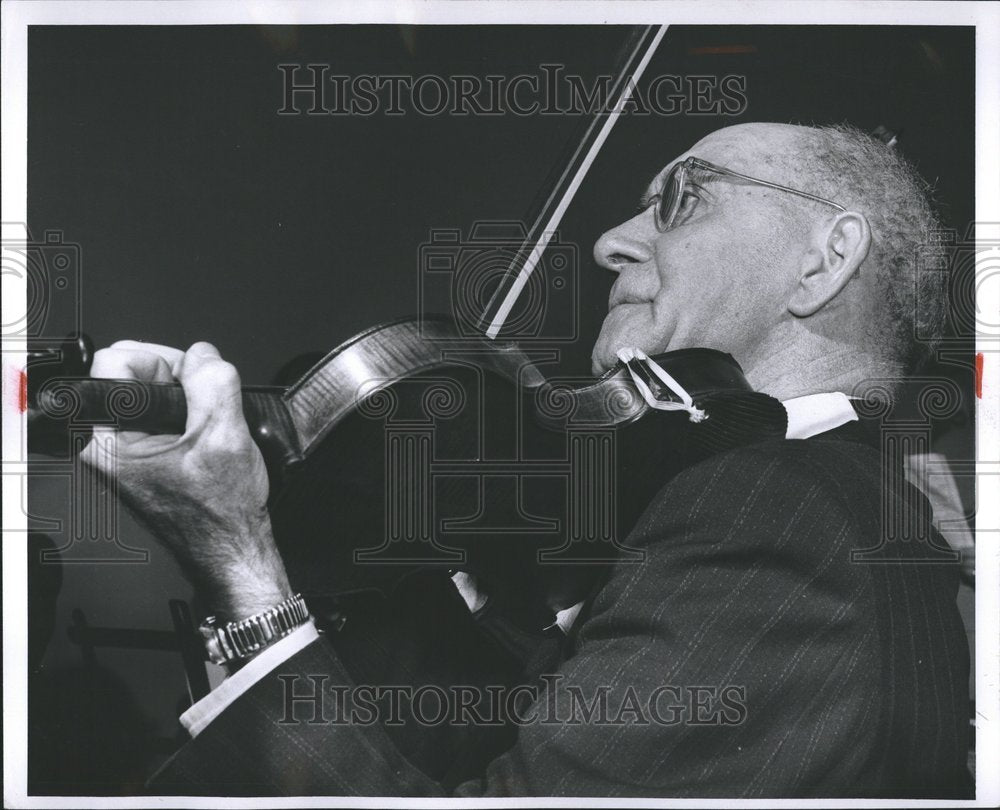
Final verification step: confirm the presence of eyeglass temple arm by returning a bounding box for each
[689,158,847,211]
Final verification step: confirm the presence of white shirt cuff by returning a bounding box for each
[180,620,320,738]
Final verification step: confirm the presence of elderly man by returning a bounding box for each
[83,122,971,797]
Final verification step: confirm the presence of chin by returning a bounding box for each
[592,311,633,374]
[590,339,625,376]
[592,320,675,377]
[590,337,651,377]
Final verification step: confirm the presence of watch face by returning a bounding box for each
[202,633,225,666]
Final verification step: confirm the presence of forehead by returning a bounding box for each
[647,125,802,192]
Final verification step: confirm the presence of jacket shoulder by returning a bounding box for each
[627,435,883,555]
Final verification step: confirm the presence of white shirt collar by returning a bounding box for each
[782,392,858,440]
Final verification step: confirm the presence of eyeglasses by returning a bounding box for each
[652,156,846,232]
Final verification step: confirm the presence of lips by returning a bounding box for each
[607,274,654,310]
[607,288,648,310]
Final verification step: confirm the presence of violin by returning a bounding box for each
[27,320,780,614]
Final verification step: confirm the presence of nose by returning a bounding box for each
[592,211,655,273]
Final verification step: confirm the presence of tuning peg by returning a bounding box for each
[26,334,94,388]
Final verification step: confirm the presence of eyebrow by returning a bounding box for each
[637,186,659,209]
[637,169,669,209]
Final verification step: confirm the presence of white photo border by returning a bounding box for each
[3,2,998,808]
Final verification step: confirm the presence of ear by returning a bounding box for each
[787,212,871,317]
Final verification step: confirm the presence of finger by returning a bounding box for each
[85,348,177,460]
[80,424,120,473]
[109,340,186,375]
[90,346,176,383]
[175,342,245,434]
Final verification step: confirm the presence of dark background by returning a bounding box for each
[26,24,975,792]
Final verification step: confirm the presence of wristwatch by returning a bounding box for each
[199,593,310,666]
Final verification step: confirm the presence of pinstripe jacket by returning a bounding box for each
[153,422,972,798]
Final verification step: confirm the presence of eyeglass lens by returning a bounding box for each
[657,162,685,231]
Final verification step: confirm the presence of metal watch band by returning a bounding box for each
[199,593,310,666]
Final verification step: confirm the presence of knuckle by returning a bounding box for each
[187,341,220,357]
[201,427,244,454]
[191,359,240,389]
[194,424,254,466]
[92,347,114,364]
[89,347,124,378]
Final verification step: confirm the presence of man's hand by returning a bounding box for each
[81,340,292,620]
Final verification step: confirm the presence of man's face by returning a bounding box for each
[589,123,814,376]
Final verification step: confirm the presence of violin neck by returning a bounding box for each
[27,378,301,474]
